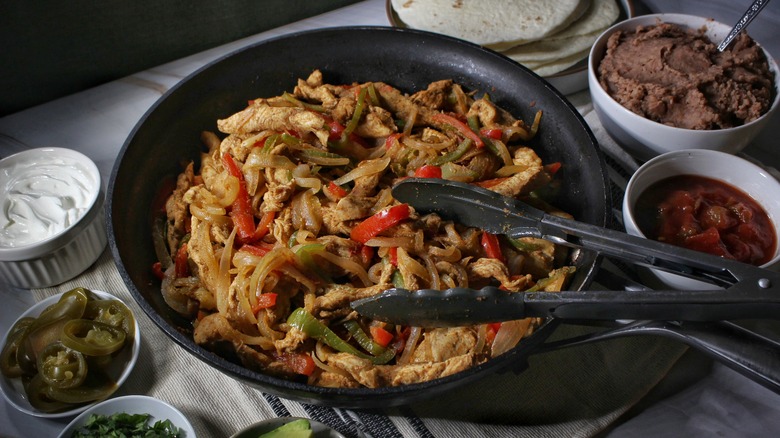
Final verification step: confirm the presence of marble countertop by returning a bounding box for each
[2,1,780,436]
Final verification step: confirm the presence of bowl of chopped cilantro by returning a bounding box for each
[57,394,195,438]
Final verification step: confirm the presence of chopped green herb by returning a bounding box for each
[71,412,183,438]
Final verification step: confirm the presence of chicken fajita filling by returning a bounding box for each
[153,70,575,388]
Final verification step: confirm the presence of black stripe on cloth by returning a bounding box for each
[345,408,405,438]
[399,405,435,438]
[263,393,291,417]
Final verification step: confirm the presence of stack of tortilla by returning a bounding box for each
[391,0,621,77]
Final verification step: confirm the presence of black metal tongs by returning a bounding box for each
[351,179,780,327]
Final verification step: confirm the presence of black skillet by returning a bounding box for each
[107,26,777,407]
[108,26,609,407]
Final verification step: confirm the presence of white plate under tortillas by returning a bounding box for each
[387,0,633,94]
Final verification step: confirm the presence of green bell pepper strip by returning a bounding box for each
[391,269,405,289]
[280,132,301,146]
[507,237,542,253]
[288,230,299,248]
[525,267,575,292]
[343,320,387,356]
[294,244,332,282]
[342,87,368,140]
[287,308,395,364]
[430,138,474,166]
[260,134,280,153]
[467,115,481,132]
[298,149,351,166]
[282,92,326,112]
[466,115,507,161]
[366,83,380,107]
[441,162,478,181]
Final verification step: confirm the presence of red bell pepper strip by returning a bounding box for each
[326,181,348,199]
[273,351,316,376]
[151,262,165,280]
[251,292,278,313]
[152,177,176,215]
[388,247,398,266]
[240,242,275,257]
[474,177,508,189]
[327,119,345,141]
[350,204,411,244]
[480,128,503,140]
[432,113,485,148]
[253,211,275,240]
[370,326,394,348]
[488,322,502,332]
[252,136,269,148]
[385,133,403,150]
[326,119,369,148]
[359,245,374,266]
[174,243,190,278]
[413,164,442,179]
[486,322,502,345]
[221,152,256,243]
[481,232,505,262]
[545,162,562,176]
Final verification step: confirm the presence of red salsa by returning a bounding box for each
[634,175,776,265]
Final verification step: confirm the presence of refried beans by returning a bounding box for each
[597,22,776,130]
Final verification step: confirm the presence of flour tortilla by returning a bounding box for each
[504,30,602,63]
[522,48,591,77]
[391,0,590,49]
[544,0,619,40]
[501,0,619,76]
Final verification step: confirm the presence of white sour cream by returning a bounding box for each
[0,154,97,248]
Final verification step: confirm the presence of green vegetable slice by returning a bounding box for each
[287,308,394,364]
[61,319,126,356]
[83,299,135,340]
[37,341,87,389]
[0,317,34,378]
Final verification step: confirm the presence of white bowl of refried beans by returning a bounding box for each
[588,14,779,161]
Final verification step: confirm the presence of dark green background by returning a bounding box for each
[0,1,361,116]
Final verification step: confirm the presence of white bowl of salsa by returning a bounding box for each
[622,149,780,290]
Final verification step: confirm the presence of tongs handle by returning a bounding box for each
[533,212,773,290]
[351,285,780,326]
[539,319,780,395]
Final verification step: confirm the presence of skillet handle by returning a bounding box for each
[538,320,780,394]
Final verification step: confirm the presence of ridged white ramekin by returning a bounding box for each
[0,148,107,288]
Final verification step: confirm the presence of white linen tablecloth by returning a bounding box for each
[3,1,780,437]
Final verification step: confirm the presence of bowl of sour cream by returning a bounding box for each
[0,147,106,288]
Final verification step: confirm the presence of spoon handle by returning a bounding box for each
[718,0,772,51]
